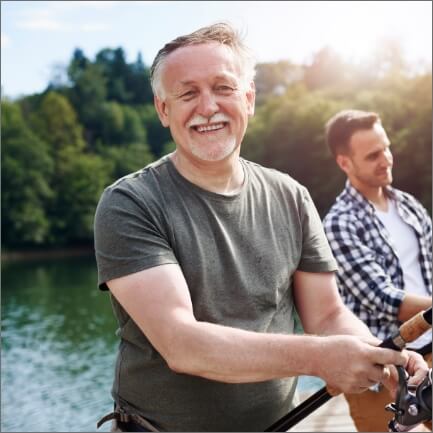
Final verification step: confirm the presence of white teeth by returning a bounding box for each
[195,123,225,133]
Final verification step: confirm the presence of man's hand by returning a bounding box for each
[382,350,429,398]
[315,335,409,395]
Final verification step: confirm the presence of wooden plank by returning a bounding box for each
[290,392,356,432]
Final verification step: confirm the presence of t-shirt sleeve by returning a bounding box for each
[297,187,338,273]
[94,184,178,290]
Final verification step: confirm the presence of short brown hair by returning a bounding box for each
[325,110,381,157]
[150,22,256,99]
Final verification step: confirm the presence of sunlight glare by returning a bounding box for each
[323,5,394,62]
[318,2,431,65]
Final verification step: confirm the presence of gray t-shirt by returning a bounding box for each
[94,155,337,432]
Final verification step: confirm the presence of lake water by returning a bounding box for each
[1,256,323,432]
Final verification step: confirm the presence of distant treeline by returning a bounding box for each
[2,43,432,248]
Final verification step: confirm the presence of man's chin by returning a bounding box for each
[190,141,238,162]
[193,151,234,162]
[384,177,393,186]
[376,174,392,187]
[377,181,392,189]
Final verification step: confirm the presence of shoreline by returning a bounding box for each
[1,245,95,262]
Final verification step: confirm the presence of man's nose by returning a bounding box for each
[196,91,219,118]
[381,150,393,166]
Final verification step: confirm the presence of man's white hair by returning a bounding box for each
[150,22,256,100]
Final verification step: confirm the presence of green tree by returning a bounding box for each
[101,142,154,181]
[243,69,431,217]
[244,84,352,216]
[127,52,153,105]
[254,61,304,104]
[99,101,125,145]
[96,48,132,103]
[55,149,111,241]
[29,91,110,243]
[67,63,108,145]
[1,101,54,246]
[67,48,90,83]
[122,105,146,144]
[30,91,85,158]
[3,44,430,249]
[139,104,172,157]
[98,102,147,146]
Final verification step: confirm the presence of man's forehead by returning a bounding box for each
[167,42,233,60]
[162,43,240,78]
[350,124,390,153]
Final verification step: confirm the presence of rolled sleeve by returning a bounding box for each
[298,188,338,273]
[94,186,178,290]
[324,212,404,322]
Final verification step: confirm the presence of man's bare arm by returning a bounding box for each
[108,264,321,383]
[398,293,431,323]
[293,270,374,338]
[293,270,428,393]
[108,265,407,391]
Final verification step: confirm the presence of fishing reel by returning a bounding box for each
[385,366,431,432]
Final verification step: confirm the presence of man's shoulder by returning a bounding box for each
[323,189,360,230]
[97,155,171,209]
[325,189,356,216]
[391,187,430,219]
[108,155,170,191]
[242,159,305,193]
[391,187,422,206]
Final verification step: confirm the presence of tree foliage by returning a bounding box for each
[1,101,54,245]
[1,43,431,249]
[244,48,432,217]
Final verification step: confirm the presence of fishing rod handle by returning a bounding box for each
[397,308,432,348]
[319,309,430,404]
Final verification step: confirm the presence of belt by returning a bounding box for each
[97,405,159,432]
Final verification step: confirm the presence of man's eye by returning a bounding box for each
[181,91,196,100]
[216,85,234,93]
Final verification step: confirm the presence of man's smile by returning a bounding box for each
[191,122,228,133]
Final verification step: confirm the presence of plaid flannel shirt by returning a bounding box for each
[323,181,432,340]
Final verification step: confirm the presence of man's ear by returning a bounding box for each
[336,154,351,175]
[246,81,256,117]
[154,96,170,127]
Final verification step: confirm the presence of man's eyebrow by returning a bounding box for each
[179,80,196,86]
[365,150,381,159]
[178,74,237,85]
[170,81,196,97]
[215,73,238,83]
[364,141,391,159]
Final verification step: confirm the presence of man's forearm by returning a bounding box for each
[398,293,432,323]
[165,317,409,396]
[313,304,377,342]
[166,319,324,383]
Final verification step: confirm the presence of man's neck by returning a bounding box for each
[351,181,389,211]
[170,150,245,195]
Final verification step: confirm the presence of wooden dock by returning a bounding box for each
[290,391,356,432]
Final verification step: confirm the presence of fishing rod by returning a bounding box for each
[265,307,432,432]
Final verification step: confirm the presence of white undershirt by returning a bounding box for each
[375,199,431,349]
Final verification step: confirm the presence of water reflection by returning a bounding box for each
[1,256,117,432]
[1,256,323,432]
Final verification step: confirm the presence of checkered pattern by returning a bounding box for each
[323,181,432,340]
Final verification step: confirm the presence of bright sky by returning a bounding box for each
[1,0,432,98]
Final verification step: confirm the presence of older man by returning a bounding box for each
[94,25,426,432]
